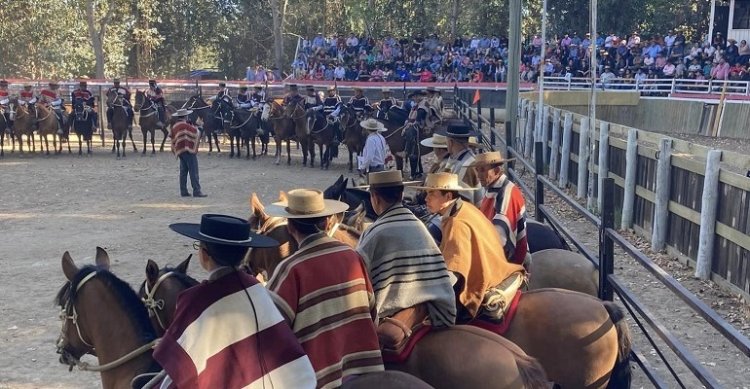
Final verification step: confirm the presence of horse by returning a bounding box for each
[138,256,198,336]
[378,109,433,175]
[1,102,15,156]
[134,91,173,155]
[11,100,38,154]
[34,103,64,155]
[526,220,571,252]
[182,93,222,153]
[528,249,599,297]
[323,175,378,221]
[262,100,308,166]
[339,105,367,172]
[55,247,159,389]
[106,90,136,158]
[71,99,95,155]
[307,109,336,169]
[142,249,552,389]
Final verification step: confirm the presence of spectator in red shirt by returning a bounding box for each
[419,68,433,82]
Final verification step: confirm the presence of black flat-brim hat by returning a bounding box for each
[170,214,279,248]
[441,123,476,138]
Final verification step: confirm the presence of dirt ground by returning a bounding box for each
[1,138,749,388]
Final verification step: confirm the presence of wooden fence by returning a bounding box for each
[511,97,750,296]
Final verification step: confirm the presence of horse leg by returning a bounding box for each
[213,133,221,153]
[250,137,256,160]
[44,134,50,156]
[151,130,156,154]
[159,128,168,152]
[274,136,281,165]
[286,139,291,165]
[130,127,138,152]
[77,133,82,156]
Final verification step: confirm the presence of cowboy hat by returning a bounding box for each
[408,172,480,192]
[381,88,392,93]
[420,133,448,149]
[407,90,427,98]
[360,118,387,132]
[218,82,227,87]
[442,123,475,138]
[113,78,121,83]
[306,85,316,91]
[467,150,515,167]
[286,83,299,90]
[353,86,364,92]
[327,85,337,91]
[172,108,194,117]
[467,136,488,150]
[254,84,263,89]
[170,214,278,248]
[265,189,349,219]
[354,170,421,190]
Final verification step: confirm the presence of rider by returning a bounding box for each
[348,87,371,117]
[282,83,304,107]
[1,80,12,127]
[146,79,166,128]
[303,85,323,111]
[70,80,98,131]
[106,78,133,130]
[375,87,397,120]
[214,81,233,105]
[236,84,252,109]
[322,85,343,142]
[403,90,430,180]
[39,81,65,130]
[250,84,265,107]
[18,83,37,107]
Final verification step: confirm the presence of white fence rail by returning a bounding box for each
[543,77,750,97]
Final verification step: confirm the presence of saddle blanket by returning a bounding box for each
[469,290,522,336]
[381,326,432,364]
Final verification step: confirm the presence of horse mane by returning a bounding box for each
[137,266,199,296]
[56,265,157,342]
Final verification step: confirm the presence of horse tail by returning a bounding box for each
[603,301,632,389]
[509,345,552,389]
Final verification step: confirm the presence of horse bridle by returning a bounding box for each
[56,271,160,373]
[136,99,158,118]
[141,271,178,333]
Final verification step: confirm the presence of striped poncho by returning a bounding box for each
[267,233,384,388]
[356,204,457,328]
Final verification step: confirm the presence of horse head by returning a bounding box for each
[105,89,119,108]
[72,100,89,122]
[323,175,347,201]
[138,256,198,336]
[133,90,147,110]
[7,100,16,121]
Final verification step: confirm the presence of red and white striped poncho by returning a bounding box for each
[153,270,316,389]
[479,174,530,265]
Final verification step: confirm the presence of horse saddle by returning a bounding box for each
[377,303,430,354]
[480,271,527,323]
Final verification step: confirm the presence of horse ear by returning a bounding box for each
[62,252,78,281]
[176,254,192,274]
[145,259,159,285]
[95,247,110,270]
[279,191,288,202]
[250,192,265,213]
[335,174,344,185]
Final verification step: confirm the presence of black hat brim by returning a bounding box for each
[169,223,279,248]
[437,127,476,138]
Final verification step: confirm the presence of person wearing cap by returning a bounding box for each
[348,87,371,116]
[105,78,133,130]
[146,79,166,128]
[358,118,389,174]
[303,85,323,111]
[18,83,37,106]
[265,189,385,386]
[408,173,526,323]
[442,121,482,204]
[470,151,529,266]
[355,171,456,353]
[170,108,206,197]
[70,80,98,131]
[152,214,316,389]
[39,81,66,130]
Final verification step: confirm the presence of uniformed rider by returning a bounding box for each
[236,84,252,109]
[146,79,166,128]
[403,90,429,180]
[250,84,265,107]
[282,84,304,107]
[0,80,11,127]
[106,78,133,129]
[18,83,37,107]
[374,88,397,120]
[214,81,233,105]
[303,85,323,111]
[70,80,98,131]
[39,81,65,130]
[348,87,371,117]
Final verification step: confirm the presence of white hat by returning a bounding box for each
[265,189,349,219]
[408,172,480,192]
[360,118,387,132]
[420,133,448,149]
[467,151,515,167]
[173,109,193,117]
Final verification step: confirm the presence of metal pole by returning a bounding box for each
[506,0,521,152]
[489,108,496,146]
[537,0,547,138]
[588,0,598,211]
[599,177,615,301]
[534,141,545,222]
[708,0,716,46]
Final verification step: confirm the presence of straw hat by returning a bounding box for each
[467,150,515,167]
[467,136,487,150]
[265,189,349,219]
[360,118,387,132]
[408,172,480,191]
[355,170,421,190]
[420,133,448,149]
[172,108,194,117]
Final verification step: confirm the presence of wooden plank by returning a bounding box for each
[669,200,703,225]
[550,109,561,181]
[716,222,750,252]
[635,185,656,203]
[610,137,627,150]
[671,156,708,176]
[719,169,750,192]
[637,146,659,160]
[653,138,673,251]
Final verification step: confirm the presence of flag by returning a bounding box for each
[472,89,481,105]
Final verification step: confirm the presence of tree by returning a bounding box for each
[83,0,116,79]
[270,0,288,74]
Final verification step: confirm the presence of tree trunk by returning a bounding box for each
[450,0,459,39]
[367,0,374,37]
[270,0,285,74]
[85,1,105,78]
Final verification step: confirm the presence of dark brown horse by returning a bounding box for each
[134,91,173,155]
[262,100,311,166]
[339,105,367,172]
[32,103,63,155]
[55,248,159,389]
[70,99,96,155]
[307,110,336,169]
[0,102,13,156]
[138,256,198,336]
[10,100,37,154]
[106,90,136,157]
[183,93,223,153]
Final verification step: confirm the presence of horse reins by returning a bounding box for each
[141,271,178,332]
[58,271,160,373]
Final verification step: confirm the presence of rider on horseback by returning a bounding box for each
[0,80,12,128]
[348,87,371,118]
[236,84,252,109]
[303,85,322,110]
[282,83,304,107]
[18,83,37,107]
[214,81,233,105]
[322,85,343,142]
[106,78,133,130]
[374,88,397,120]
[70,80,99,132]
[146,79,166,128]
[403,90,430,180]
[250,84,265,107]
[39,81,65,130]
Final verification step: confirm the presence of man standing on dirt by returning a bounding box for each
[170,108,207,198]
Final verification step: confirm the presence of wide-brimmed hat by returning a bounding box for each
[360,118,387,132]
[467,136,488,150]
[355,170,421,190]
[113,78,121,83]
[254,84,263,89]
[306,85,316,91]
[327,85,337,91]
[467,150,515,167]
[426,86,441,94]
[382,88,392,93]
[420,133,448,149]
[353,86,364,92]
[286,83,298,90]
[408,90,427,98]
[219,82,227,87]
[172,108,193,117]
[265,189,349,219]
[443,123,475,138]
[408,172,480,192]
[170,214,278,248]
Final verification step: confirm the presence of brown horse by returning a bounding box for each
[134,90,173,155]
[262,100,310,166]
[10,100,37,154]
[307,109,336,169]
[339,105,367,172]
[33,103,64,155]
[106,90,136,158]
[378,116,433,173]
[55,248,159,389]
[138,256,198,336]
[528,249,599,297]
[143,248,551,389]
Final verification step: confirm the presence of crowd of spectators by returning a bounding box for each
[290,31,750,84]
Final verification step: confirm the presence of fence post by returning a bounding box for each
[550,108,561,180]
[524,101,535,159]
[621,128,638,229]
[651,138,673,251]
[489,108,496,146]
[535,141,545,222]
[695,150,723,279]
[541,105,550,166]
[577,118,590,199]
[477,99,483,133]
[597,122,610,212]
[98,85,106,147]
[559,112,573,188]
[599,177,615,301]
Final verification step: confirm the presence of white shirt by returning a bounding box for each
[359,132,387,170]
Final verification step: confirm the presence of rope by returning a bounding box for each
[75,339,160,372]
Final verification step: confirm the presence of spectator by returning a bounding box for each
[726,39,739,64]
[711,57,730,80]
